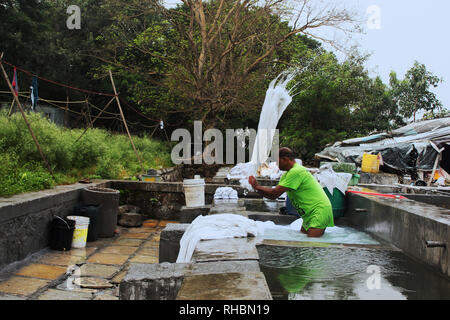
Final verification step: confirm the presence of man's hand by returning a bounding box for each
[249,176,258,188]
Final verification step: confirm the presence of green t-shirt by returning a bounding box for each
[278,163,332,217]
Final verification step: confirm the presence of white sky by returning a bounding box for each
[163,0,450,110]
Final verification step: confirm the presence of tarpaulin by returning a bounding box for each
[315,118,450,172]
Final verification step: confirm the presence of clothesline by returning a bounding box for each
[0,59,115,97]
[0,59,175,127]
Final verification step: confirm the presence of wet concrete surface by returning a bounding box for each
[177,272,272,300]
[0,219,175,300]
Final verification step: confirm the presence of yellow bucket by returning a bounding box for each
[142,175,160,182]
[361,153,380,173]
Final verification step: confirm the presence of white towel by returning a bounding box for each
[176,214,268,263]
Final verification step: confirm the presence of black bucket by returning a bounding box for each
[74,204,99,242]
[50,216,75,251]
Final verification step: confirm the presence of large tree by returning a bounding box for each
[390,61,443,122]
[94,0,361,129]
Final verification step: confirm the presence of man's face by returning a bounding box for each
[278,157,289,171]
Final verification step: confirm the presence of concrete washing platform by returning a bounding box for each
[120,198,274,300]
[1,179,450,299]
[120,240,272,300]
[121,185,450,300]
[346,188,450,278]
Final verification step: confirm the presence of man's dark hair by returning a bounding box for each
[279,147,295,160]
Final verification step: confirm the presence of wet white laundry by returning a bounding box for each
[259,162,284,180]
[227,162,257,192]
[214,187,238,199]
[314,163,352,195]
[176,214,273,263]
[176,214,379,263]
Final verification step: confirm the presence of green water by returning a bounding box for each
[258,245,450,300]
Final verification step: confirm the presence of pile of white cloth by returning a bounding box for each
[176,214,270,263]
[214,187,238,200]
[314,163,352,195]
[227,162,258,192]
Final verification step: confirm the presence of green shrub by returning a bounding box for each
[0,153,54,197]
[0,112,173,196]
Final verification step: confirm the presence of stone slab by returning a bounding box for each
[179,205,211,223]
[120,262,189,300]
[100,245,138,255]
[189,260,261,275]
[87,253,130,265]
[0,276,50,296]
[119,260,262,300]
[129,255,159,264]
[37,288,93,300]
[176,272,272,300]
[79,277,114,289]
[192,238,260,262]
[159,224,190,263]
[79,263,121,279]
[15,263,67,280]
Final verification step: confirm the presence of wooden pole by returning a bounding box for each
[75,96,115,143]
[7,98,14,116]
[109,70,145,173]
[64,89,69,128]
[0,53,55,179]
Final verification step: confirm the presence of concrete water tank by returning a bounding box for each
[81,187,120,238]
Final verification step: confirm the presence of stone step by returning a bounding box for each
[176,272,272,300]
[192,238,260,262]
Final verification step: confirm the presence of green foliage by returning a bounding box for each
[390,61,443,121]
[0,152,54,197]
[0,112,173,196]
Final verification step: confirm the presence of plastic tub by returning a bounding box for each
[183,176,205,207]
[67,216,90,248]
[323,187,346,218]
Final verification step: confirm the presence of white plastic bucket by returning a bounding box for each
[183,175,205,207]
[67,216,90,248]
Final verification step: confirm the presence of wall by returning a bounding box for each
[345,191,450,279]
[0,182,107,269]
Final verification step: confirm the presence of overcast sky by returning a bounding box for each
[164,0,449,110]
[350,0,450,110]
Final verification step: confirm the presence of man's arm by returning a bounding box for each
[249,176,289,200]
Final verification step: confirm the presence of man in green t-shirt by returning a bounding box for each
[248,147,334,238]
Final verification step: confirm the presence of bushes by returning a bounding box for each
[0,153,54,197]
[0,111,173,196]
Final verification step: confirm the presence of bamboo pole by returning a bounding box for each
[75,96,115,143]
[64,89,69,128]
[109,70,145,173]
[0,52,55,179]
[7,98,14,116]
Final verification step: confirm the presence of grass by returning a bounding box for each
[0,110,173,197]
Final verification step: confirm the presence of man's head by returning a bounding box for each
[278,147,296,171]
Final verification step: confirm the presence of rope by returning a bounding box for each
[0,59,115,97]
[0,59,180,128]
